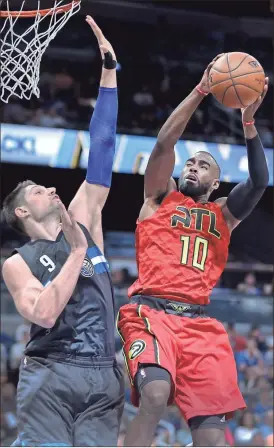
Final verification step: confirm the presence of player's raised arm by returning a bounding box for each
[219,78,269,231]
[69,16,118,253]
[144,55,224,201]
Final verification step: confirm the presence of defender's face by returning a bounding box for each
[23,184,61,221]
[179,153,219,198]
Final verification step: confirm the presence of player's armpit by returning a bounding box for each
[140,178,177,222]
[216,182,266,232]
[2,254,45,326]
[139,197,159,222]
[68,180,106,252]
[214,197,240,232]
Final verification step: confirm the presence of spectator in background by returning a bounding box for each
[0,381,17,445]
[175,417,193,447]
[227,322,247,352]
[264,334,273,367]
[224,425,235,447]
[133,85,155,107]
[234,410,261,446]
[263,282,273,296]
[28,107,68,128]
[53,68,76,103]
[255,375,271,391]
[112,269,126,289]
[253,386,273,419]
[267,364,273,387]
[112,268,135,290]
[14,320,30,344]
[259,125,273,147]
[236,338,265,389]
[9,326,30,388]
[249,431,265,447]
[237,272,261,295]
[1,344,8,384]
[9,327,30,371]
[259,409,274,446]
[249,324,269,354]
[2,97,31,125]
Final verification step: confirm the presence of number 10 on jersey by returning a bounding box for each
[180,235,208,271]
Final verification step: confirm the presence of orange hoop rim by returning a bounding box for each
[0,0,80,18]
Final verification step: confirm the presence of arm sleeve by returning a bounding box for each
[86,87,118,188]
[226,134,269,221]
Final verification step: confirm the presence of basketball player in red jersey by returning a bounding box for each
[117,56,269,446]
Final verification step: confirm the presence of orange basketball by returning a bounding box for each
[209,52,265,108]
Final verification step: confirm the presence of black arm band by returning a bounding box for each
[226,134,269,221]
[103,51,117,69]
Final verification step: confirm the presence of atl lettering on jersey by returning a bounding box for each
[129,191,230,304]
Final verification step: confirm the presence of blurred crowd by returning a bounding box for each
[2,16,273,147]
[111,267,273,298]
[236,272,273,298]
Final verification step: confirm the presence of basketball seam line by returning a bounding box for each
[212,53,250,73]
[220,83,263,102]
[225,52,245,108]
[210,71,264,88]
[232,83,264,94]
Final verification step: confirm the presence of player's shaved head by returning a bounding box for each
[194,151,221,178]
[179,151,220,200]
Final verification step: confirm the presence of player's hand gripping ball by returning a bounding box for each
[209,52,265,108]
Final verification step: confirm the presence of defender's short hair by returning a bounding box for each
[2,180,36,234]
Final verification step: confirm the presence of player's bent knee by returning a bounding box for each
[140,382,170,415]
[136,366,171,415]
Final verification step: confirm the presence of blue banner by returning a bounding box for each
[2,124,273,185]
[79,132,274,185]
[1,124,79,168]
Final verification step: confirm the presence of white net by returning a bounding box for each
[0,0,81,103]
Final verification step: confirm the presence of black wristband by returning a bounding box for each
[103,51,117,69]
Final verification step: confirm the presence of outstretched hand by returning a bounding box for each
[58,202,88,253]
[198,54,225,94]
[85,15,116,62]
[241,77,268,122]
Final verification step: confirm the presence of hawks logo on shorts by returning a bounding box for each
[80,256,94,278]
[169,303,191,313]
[128,340,146,360]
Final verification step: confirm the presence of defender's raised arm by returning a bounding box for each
[69,16,118,252]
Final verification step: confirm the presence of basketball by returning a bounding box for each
[209,52,265,109]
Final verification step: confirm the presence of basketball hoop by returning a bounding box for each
[0,0,81,103]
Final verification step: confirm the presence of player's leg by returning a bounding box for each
[15,356,73,446]
[175,316,246,447]
[117,304,177,447]
[73,362,124,446]
[188,415,226,447]
[124,365,171,446]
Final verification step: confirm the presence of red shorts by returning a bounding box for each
[117,302,246,422]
